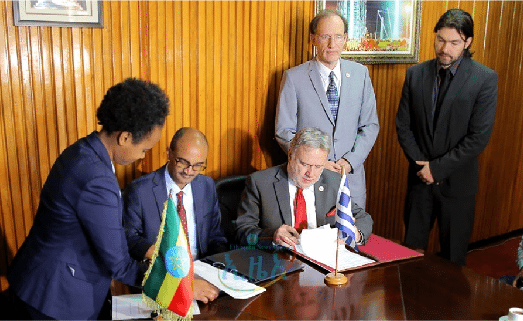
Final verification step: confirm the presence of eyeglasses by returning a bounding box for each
[174,157,207,172]
[317,34,346,44]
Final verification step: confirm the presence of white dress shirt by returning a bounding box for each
[316,59,341,94]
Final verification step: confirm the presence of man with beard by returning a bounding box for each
[396,9,498,265]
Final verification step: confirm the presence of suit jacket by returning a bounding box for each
[396,57,498,196]
[7,132,145,320]
[275,58,379,204]
[124,165,228,261]
[234,164,373,247]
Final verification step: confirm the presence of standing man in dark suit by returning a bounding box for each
[396,9,498,265]
[124,127,227,303]
[275,9,379,210]
[7,78,170,320]
[235,127,373,248]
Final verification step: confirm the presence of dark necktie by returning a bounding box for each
[327,71,339,123]
[294,188,307,231]
[176,191,189,243]
[434,68,451,127]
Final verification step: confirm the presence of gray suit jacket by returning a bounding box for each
[234,164,373,247]
[275,58,379,208]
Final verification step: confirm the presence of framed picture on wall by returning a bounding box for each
[316,0,421,64]
[13,0,103,28]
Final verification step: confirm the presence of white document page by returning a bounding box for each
[296,227,375,270]
[194,260,266,299]
[112,294,200,320]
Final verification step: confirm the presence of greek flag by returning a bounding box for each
[334,174,359,251]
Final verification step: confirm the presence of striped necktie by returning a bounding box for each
[327,71,339,123]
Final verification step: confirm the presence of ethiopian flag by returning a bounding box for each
[142,196,194,320]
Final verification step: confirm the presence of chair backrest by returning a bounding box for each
[214,175,248,245]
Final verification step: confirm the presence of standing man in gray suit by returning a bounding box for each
[275,9,379,210]
[235,127,373,248]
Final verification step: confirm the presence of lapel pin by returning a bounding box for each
[319,186,324,192]
[345,73,350,78]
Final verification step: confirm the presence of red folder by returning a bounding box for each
[290,234,423,272]
[359,234,424,263]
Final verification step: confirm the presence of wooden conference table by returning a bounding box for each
[191,251,523,320]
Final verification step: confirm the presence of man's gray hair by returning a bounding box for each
[289,127,331,154]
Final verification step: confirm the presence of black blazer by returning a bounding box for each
[396,57,498,197]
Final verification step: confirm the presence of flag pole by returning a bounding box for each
[325,167,348,286]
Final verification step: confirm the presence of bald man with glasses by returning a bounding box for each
[123,127,227,303]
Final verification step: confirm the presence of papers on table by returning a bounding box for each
[111,294,200,320]
[295,227,375,271]
[194,260,266,299]
[112,260,264,319]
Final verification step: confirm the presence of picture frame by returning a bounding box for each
[13,0,103,28]
[316,0,422,64]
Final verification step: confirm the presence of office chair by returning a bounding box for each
[214,175,247,245]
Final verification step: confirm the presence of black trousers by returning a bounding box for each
[403,183,475,266]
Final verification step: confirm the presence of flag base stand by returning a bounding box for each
[324,272,348,286]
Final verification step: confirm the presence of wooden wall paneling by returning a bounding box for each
[113,0,129,186]
[51,28,67,154]
[0,3,18,262]
[19,22,40,236]
[2,0,523,291]
[254,1,267,173]
[265,2,281,170]
[476,1,523,238]
[119,1,135,186]
[18,25,35,203]
[473,1,502,238]
[508,2,523,230]
[41,28,59,179]
[0,101,12,292]
[91,18,103,137]
[30,27,48,188]
[209,1,220,177]
[82,28,96,142]
[233,1,243,175]
[216,1,227,178]
[224,1,235,176]
[0,3,15,291]
[236,2,247,174]
[157,0,171,175]
[288,2,297,71]
[471,1,488,64]
[495,1,520,233]
[72,28,86,140]
[144,0,160,176]
[248,1,259,173]
[477,0,510,239]
[198,0,208,161]
[5,7,33,249]
[171,1,183,142]
[162,0,174,169]
[62,29,77,147]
